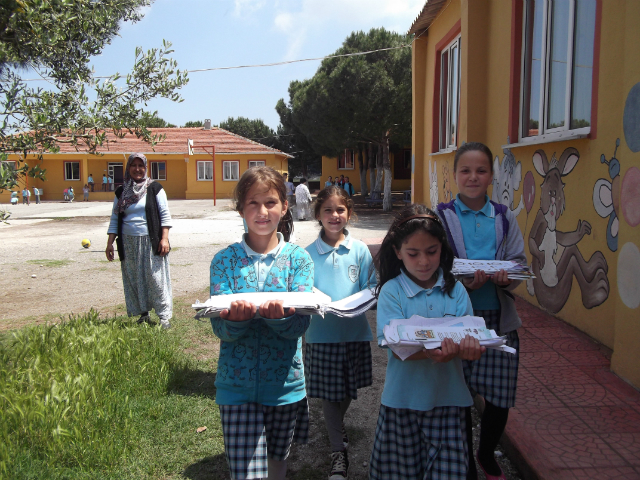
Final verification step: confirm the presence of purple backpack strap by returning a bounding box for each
[490,201,510,254]
[436,201,459,258]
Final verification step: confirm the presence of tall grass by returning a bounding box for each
[0,310,192,478]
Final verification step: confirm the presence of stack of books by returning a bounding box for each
[193,289,377,320]
[382,315,516,361]
[452,259,535,280]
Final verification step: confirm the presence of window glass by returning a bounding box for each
[223,161,239,180]
[449,44,459,146]
[197,161,213,180]
[151,162,166,180]
[65,162,80,180]
[546,0,570,129]
[523,0,545,136]
[248,160,265,168]
[570,0,596,129]
[440,49,449,150]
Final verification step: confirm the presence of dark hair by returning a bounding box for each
[453,141,493,173]
[314,186,356,226]
[299,177,307,184]
[283,172,288,178]
[373,204,456,297]
[233,166,294,242]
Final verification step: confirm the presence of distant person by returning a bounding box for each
[10,191,18,205]
[68,186,75,202]
[108,175,114,191]
[102,174,108,191]
[343,176,355,197]
[336,174,345,189]
[83,184,90,202]
[105,153,173,330]
[21,187,30,205]
[63,188,69,201]
[33,187,41,204]
[283,172,295,207]
[295,177,312,221]
[88,174,95,192]
[325,175,334,188]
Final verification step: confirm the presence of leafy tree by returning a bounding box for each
[275,96,321,178]
[182,120,204,128]
[140,111,176,128]
[288,28,412,210]
[0,0,188,192]
[218,117,278,146]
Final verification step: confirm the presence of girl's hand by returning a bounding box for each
[458,335,486,360]
[157,238,171,256]
[462,270,489,290]
[491,269,512,286]
[259,299,295,319]
[220,300,257,322]
[105,243,115,262]
[426,337,459,363]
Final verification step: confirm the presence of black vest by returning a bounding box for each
[114,182,164,261]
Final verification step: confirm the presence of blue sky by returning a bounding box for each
[89,0,425,130]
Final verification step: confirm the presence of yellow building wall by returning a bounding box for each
[321,152,411,193]
[412,0,640,387]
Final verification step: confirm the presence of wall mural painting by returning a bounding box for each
[526,147,609,314]
[429,160,438,210]
[492,147,524,217]
[593,139,621,252]
[442,162,453,202]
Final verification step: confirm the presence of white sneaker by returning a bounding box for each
[160,319,171,330]
[328,450,349,480]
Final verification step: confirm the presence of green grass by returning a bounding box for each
[0,301,227,479]
[26,259,74,268]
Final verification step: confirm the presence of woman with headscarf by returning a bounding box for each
[105,153,173,329]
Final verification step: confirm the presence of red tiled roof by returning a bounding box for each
[54,127,292,157]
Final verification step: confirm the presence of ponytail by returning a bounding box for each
[278,209,294,242]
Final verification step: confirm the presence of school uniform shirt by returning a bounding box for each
[324,181,333,188]
[376,269,474,411]
[241,233,285,291]
[209,241,314,406]
[453,194,500,310]
[343,182,355,197]
[305,230,376,343]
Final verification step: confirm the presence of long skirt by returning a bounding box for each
[295,199,311,220]
[120,234,173,320]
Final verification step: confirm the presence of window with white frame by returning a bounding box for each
[223,161,239,181]
[1,160,17,170]
[150,161,166,180]
[439,36,461,151]
[338,150,355,170]
[64,161,80,181]
[197,161,213,181]
[521,0,596,139]
[248,160,265,168]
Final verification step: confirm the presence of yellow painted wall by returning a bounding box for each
[321,152,411,193]
[412,0,640,386]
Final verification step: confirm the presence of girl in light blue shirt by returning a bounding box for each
[369,204,484,480]
[304,186,376,479]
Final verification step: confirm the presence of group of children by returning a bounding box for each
[209,141,526,480]
[325,175,355,197]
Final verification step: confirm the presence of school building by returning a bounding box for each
[321,148,412,193]
[0,126,291,202]
[409,0,640,387]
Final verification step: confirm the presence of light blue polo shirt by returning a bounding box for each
[305,230,376,343]
[241,233,285,291]
[454,195,500,310]
[376,269,474,411]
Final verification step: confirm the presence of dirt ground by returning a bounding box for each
[0,197,522,479]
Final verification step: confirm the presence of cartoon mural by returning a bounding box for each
[527,147,609,314]
[491,147,524,216]
[429,160,438,209]
[593,139,621,252]
[442,162,453,202]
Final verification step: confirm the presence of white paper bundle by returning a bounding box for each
[452,259,535,280]
[193,289,377,320]
[382,315,516,360]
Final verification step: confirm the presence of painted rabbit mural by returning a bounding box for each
[527,147,609,314]
[593,139,621,252]
[492,147,524,217]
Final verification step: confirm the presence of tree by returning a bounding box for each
[288,28,412,210]
[0,0,188,191]
[182,120,204,128]
[140,112,176,128]
[218,117,278,147]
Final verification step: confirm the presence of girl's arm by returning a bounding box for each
[359,245,377,291]
[210,254,253,341]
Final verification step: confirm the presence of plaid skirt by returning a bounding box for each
[463,309,519,409]
[120,235,173,320]
[304,341,373,402]
[219,399,309,480]
[369,405,468,480]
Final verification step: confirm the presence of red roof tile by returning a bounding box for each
[54,127,292,157]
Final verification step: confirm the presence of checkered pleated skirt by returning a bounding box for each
[369,405,468,480]
[219,399,309,479]
[120,234,173,320]
[304,341,373,402]
[463,309,520,409]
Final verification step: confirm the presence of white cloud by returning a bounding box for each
[234,0,267,17]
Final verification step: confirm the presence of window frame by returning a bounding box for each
[248,160,265,169]
[438,35,461,152]
[518,0,597,144]
[150,161,167,181]
[197,161,213,181]
[337,150,355,170]
[222,161,240,181]
[64,161,80,181]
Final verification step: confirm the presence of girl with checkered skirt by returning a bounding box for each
[436,142,526,480]
[304,186,376,480]
[370,204,485,480]
[209,166,314,480]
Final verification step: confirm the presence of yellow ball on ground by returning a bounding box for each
[81,239,91,248]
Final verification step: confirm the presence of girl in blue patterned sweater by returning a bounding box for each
[209,166,314,480]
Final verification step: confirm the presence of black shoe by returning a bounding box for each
[137,313,150,324]
[328,450,349,480]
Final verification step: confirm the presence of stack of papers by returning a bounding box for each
[193,289,377,320]
[382,315,516,361]
[452,259,535,280]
